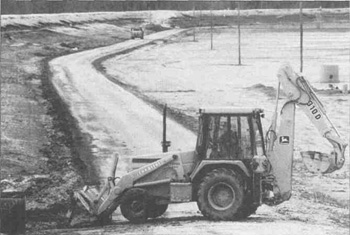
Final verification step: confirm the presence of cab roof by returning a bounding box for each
[199,107,264,115]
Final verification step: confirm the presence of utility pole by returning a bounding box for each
[299,2,303,73]
[237,2,242,65]
[210,3,213,50]
[193,4,196,42]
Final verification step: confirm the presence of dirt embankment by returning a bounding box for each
[0,18,167,231]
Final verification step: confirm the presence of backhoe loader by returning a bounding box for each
[70,64,347,225]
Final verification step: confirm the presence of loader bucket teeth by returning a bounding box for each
[301,151,337,174]
[68,190,101,227]
[69,200,100,227]
[74,192,93,213]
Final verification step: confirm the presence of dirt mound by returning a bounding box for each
[246,83,279,99]
[314,89,348,95]
[143,22,170,32]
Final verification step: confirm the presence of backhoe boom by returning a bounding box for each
[265,64,347,205]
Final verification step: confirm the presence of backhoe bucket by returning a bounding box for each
[301,151,338,174]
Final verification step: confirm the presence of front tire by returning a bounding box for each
[120,188,148,223]
[97,211,112,226]
[147,201,168,219]
[197,168,244,220]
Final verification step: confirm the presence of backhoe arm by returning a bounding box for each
[264,64,347,205]
[277,63,346,173]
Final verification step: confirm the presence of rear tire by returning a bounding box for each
[237,180,259,219]
[237,204,258,219]
[197,168,244,220]
[120,188,148,223]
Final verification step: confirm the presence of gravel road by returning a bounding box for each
[50,29,196,180]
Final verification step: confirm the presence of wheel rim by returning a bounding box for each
[130,200,143,213]
[208,182,235,211]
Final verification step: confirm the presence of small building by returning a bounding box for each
[320,65,340,83]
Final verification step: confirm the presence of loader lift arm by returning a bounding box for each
[73,153,178,218]
[264,64,347,205]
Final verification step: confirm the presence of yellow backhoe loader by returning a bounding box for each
[69,64,347,225]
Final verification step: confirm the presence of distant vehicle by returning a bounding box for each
[131,27,144,40]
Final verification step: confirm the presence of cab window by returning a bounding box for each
[204,115,255,160]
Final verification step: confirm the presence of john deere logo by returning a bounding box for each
[279,136,290,144]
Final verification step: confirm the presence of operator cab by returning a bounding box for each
[196,107,265,163]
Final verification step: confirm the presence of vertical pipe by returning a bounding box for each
[162,104,167,152]
[299,2,303,73]
[162,104,171,152]
[238,2,241,65]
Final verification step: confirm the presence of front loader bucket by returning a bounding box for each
[68,153,120,227]
[301,151,338,174]
[74,186,101,213]
[68,186,104,227]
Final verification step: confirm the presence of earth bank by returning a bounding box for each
[1,17,166,231]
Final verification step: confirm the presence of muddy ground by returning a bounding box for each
[1,10,349,233]
[0,17,165,231]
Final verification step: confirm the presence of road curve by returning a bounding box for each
[49,29,196,179]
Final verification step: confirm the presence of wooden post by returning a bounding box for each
[238,2,242,65]
[299,2,303,73]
